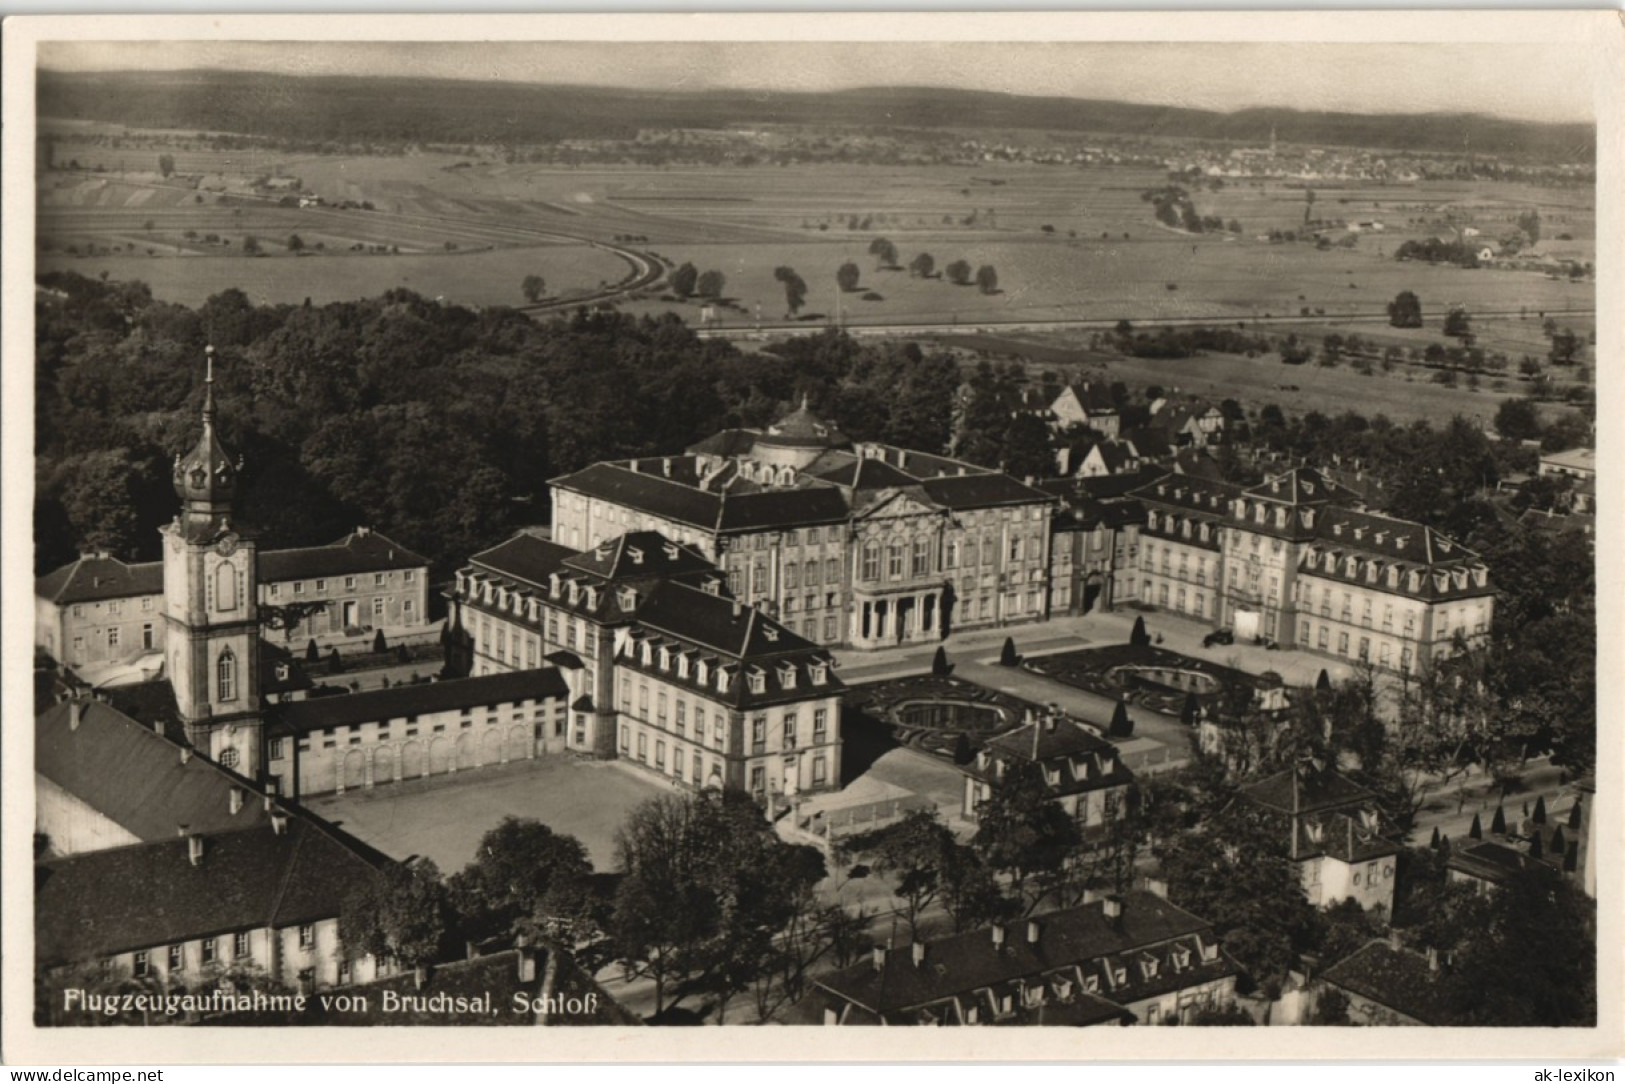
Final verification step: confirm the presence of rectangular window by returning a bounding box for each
[168,944,184,972]
[107,627,121,649]
[202,938,217,965]
[824,616,837,641]
[912,537,931,576]
[298,924,315,949]
[375,573,386,587]
[637,732,647,761]
[316,579,327,593]
[812,756,827,785]
[373,597,385,618]
[786,563,799,589]
[294,581,305,595]
[404,570,415,583]
[270,738,286,760]
[752,715,767,751]
[1358,637,1370,661]
[655,740,666,769]
[813,708,828,740]
[657,691,668,724]
[637,684,648,716]
[133,951,150,977]
[234,932,250,958]
[695,707,709,746]
[783,712,798,749]
[1338,632,1350,655]
[750,766,766,792]
[887,545,903,579]
[620,726,630,752]
[1318,626,1329,649]
[142,623,154,650]
[675,701,687,738]
[344,575,356,590]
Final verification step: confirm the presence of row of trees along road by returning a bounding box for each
[341,794,865,1024]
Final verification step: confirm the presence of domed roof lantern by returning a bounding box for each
[172,345,241,514]
[760,393,843,449]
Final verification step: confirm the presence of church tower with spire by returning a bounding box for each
[160,346,262,776]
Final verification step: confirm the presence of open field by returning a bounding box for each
[36,131,1594,341]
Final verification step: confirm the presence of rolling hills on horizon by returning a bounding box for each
[36,68,1594,160]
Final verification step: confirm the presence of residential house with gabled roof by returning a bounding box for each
[1151,399,1224,447]
[550,400,1056,649]
[1049,382,1121,438]
[961,713,1135,832]
[805,891,1238,1026]
[1242,762,1400,915]
[1314,939,1456,1026]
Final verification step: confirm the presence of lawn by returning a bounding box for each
[306,754,666,873]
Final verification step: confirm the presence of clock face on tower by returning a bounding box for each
[216,533,239,557]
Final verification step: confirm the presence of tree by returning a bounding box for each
[932,645,952,677]
[1443,308,1472,339]
[1468,813,1483,840]
[1517,209,1542,244]
[1109,701,1134,738]
[835,262,861,293]
[158,154,176,179]
[867,238,898,269]
[305,638,319,663]
[1494,397,1541,441]
[242,235,261,255]
[696,270,726,299]
[1001,413,1054,480]
[671,262,699,299]
[1548,328,1581,366]
[773,266,807,316]
[1443,866,1595,1026]
[521,275,546,303]
[340,859,453,969]
[286,234,305,253]
[945,260,972,286]
[999,637,1019,667]
[975,265,999,295]
[372,628,387,653]
[970,760,1081,913]
[447,817,595,946]
[839,810,956,936]
[909,252,935,278]
[1388,290,1423,328]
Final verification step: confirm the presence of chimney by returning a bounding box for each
[270,810,289,836]
[1387,929,1402,951]
[1102,896,1123,921]
[516,947,537,983]
[991,923,1007,948]
[872,945,888,972]
[264,776,281,809]
[187,834,205,867]
[1026,920,1041,945]
[1143,877,1169,900]
[413,966,428,990]
[1426,947,1439,973]
[731,599,743,620]
[180,747,193,765]
[69,699,85,731]
[176,822,191,837]
[911,941,927,966]
[662,457,672,478]
[228,787,243,815]
[628,459,639,474]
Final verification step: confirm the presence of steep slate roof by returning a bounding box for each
[1319,941,1455,1025]
[258,529,428,582]
[1242,765,1399,863]
[920,472,1055,509]
[551,462,723,529]
[561,531,713,580]
[467,531,575,587]
[36,555,163,605]
[1242,765,1376,817]
[1057,383,1117,414]
[1446,840,1562,883]
[269,669,569,737]
[36,698,270,843]
[966,717,1135,799]
[815,892,1234,1020]
[35,817,390,966]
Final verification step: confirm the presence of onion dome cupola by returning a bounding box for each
[172,346,242,521]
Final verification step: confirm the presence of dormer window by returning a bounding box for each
[628,546,644,565]
[658,647,671,671]
[1305,818,1325,843]
[549,573,562,599]
[779,663,797,690]
[748,669,766,695]
[663,543,679,561]
[1173,947,1192,971]
[717,669,731,693]
[584,586,599,610]
[810,662,828,686]
[1254,504,1265,524]
[640,643,653,665]
[1140,956,1159,980]
[1084,974,1101,994]
[763,626,780,643]
[618,586,637,610]
[568,582,580,604]
[1387,566,1400,587]
[677,654,690,679]
[697,660,710,685]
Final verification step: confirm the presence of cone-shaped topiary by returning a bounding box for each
[1000,637,1019,667]
[1469,813,1483,840]
[1130,616,1149,647]
[306,638,320,662]
[1109,701,1134,738]
[1429,826,1441,849]
[1564,841,1579,873]
[1532,795,1547,824]
[1438,833,1450,856]
[1316,669,1332,692]
[1491,806,1507,835]
[1568,799,1583,829]
[932,645,952,677]
[1181,691,1199,726]
[373,628,388,654]
[1550,826,1565,854]
[328,647,344,674]
[1529,832,1544,860]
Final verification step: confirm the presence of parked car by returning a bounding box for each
[1202,628,1234,647]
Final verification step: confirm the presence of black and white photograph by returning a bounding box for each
[2,11,1619,1065]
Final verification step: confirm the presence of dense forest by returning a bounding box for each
[33,273,957,578]
[36,70,1594,160]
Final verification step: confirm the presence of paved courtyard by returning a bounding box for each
[306,754,667,873]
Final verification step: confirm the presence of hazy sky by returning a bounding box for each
[40,40,1595,125]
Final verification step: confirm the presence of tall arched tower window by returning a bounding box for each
[214,561,237,612]
[218,650,237,702]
